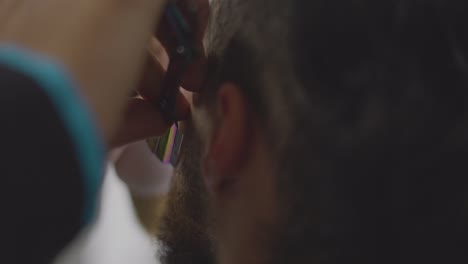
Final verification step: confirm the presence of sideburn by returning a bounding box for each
[157,120,216,264]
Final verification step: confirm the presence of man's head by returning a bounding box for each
[161,0,468,263]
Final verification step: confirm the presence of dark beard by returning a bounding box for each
[157,120,215,264]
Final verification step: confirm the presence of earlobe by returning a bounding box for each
[202,82,249,191]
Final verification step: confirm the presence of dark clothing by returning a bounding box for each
[0,46,105,263]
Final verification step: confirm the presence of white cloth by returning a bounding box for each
[114,141,173,197]
[54,165,160,264]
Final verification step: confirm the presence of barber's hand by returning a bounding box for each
[111,0,209,147]
[157,0,210,92]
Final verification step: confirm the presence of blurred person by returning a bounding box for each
[157,0,468,264]
[57,39,176,264]
[0,0,208,262]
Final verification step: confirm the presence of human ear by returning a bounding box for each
[201,83,249,191]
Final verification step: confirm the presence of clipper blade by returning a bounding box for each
[147,123,184,167]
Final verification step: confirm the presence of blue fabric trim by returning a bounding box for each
[0,45,104,225]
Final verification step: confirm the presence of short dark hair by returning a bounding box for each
[203,0,468,263]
